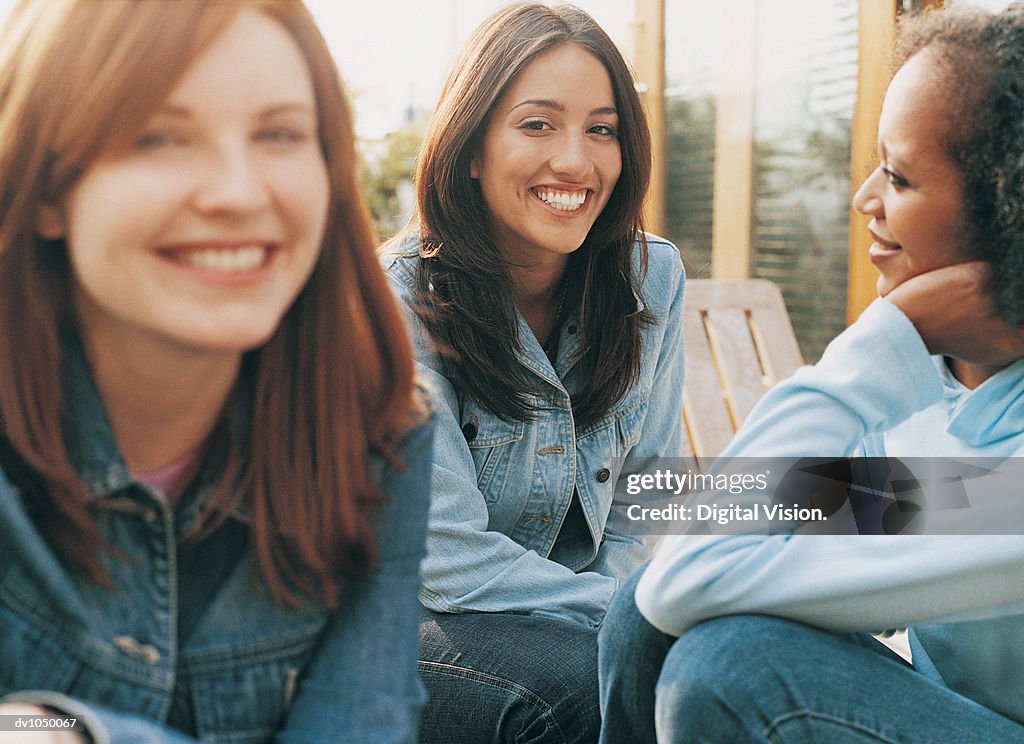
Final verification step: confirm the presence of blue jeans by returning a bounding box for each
[418,609,600,744]
[600,570,1024,743]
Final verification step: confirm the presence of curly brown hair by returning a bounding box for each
[895,4,1024,325]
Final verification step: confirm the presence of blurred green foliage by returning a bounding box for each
[358,121,425,240]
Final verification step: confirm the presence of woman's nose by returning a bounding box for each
[852,166,884,217]
[192,144,273,216]
[548,133,592,179]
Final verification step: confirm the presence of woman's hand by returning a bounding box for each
[0,703,85,743]
[886,261,1024,364]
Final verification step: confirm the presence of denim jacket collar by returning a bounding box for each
[60,333,134,500]
[383,233,647,390]
[59,332,249,528]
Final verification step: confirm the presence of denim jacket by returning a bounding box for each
[382,234,685,629]
[0,340,434,744]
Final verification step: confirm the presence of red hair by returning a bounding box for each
[0,0,417,607]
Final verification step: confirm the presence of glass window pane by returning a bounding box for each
[750,0,858,360]
[665,0,859,359]
[663,5,722,280]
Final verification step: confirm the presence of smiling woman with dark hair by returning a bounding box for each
[381,2,685,742]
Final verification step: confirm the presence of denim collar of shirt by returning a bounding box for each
[385,231,648,384]
[60,332,134,500]
[519,293,646,389]
[59,330,251,526]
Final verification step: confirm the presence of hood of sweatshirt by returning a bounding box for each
[935,356,1024,448]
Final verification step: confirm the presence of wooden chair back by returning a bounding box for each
[681,279,803,462]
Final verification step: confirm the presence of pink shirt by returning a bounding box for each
[135,455,195,510]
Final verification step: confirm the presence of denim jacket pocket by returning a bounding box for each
[1,561,173,716]
[0,594,82,697]
[462,402,525,503]
[577,392,648,457]
[188,626,323,743]
[616,399,647,452]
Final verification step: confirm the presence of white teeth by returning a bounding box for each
[535,189,588,211]
[182,245,267,272]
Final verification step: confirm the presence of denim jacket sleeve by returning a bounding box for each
[279,416,433,743]
[587,241,685,580]
[1,415,434,744]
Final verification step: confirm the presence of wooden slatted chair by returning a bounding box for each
[681,279,803,463]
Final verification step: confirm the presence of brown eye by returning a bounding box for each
[882,166,908,188]
[518,119,552,133]
[588,124,618,138]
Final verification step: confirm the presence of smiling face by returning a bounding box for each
[852,49,975,297]
[39,9,329,363]
[470,43,622,268]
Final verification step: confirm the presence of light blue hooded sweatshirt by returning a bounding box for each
[639,298,1024,726]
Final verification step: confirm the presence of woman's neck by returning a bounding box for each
[508,256,568,346]
[82,330,241,474]
[947,357,1007,390]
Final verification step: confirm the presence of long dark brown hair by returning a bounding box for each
[393,1,652,429]
[0,0,417,608]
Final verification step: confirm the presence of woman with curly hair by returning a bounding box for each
[600,5,1024,743]
[0,1,432,742]
[382,2,685,741]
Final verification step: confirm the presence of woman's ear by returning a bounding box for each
[470,154,480,180]
[35,203,66,239]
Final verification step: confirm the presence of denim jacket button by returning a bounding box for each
[113,635,161,665]
[462,413,478,442]
[595,468,611,483]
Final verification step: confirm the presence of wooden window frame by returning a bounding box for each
[848,0,941,322]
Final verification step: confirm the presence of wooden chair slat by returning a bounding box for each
[704,306,764,426]
[681,279,803,461]
[682,303,734,459]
